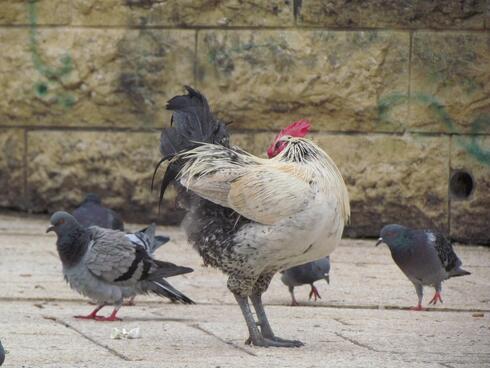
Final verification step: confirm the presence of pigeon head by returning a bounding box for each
[47,211,82,236]
[376,224,412,249]
[267,119,311,158]
[81,193,102,205]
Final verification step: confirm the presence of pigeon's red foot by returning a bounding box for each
[308,285,322,301]
[74,314,99,320]
[94,309,121,322]
[409,303,425,311]
[290,299,299,307]
[428,292,443,305]
[74,306,104,319]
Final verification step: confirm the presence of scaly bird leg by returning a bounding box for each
[250,293,304,348]
[289,286,299,306]
[74,305,105,320]
[409,283,425,311]
[428,284,443,305]
[308,284,321,301]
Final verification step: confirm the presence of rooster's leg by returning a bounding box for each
[250,293,304,347]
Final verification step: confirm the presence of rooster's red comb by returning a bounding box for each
[267,119,311,158]
[280,119,311,138]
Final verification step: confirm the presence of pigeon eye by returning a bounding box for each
[58,219,65,225]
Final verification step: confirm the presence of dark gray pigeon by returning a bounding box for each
[72,193,125,231]
[280,257,330,306]
[0,339,4,366]
[47,211,194,321]
[377,224,471,311]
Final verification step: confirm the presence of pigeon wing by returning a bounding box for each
[85,227,152,285]
[426,231,460,272]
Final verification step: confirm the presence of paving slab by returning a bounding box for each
[0,212,489,367]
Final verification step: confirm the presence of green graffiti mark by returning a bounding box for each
[28,0,75,108]
[378,92,490,166]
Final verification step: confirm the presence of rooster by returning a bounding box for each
[154,86,350,347]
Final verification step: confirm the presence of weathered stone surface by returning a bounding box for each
[450,135,490,244]
[0,0,71,25]
[71,0,293,27]
[26,131,180,224]
[410,32,490,133]
[0,129,25,209]
[315,134,449,237]
[233,131,450,237]
[197,30,409,132]
[298,0,485,29]
[0,28,194,127]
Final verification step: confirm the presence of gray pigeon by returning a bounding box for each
[72,193,125,231]
[377,224,471,311]
[281,257,330,306]
[0,339,4,366]
[47,211,194,321]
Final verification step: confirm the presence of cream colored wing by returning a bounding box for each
[227,164,312,225]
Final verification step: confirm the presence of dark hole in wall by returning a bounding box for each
[450,170,474,199]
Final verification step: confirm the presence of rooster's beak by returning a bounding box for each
[375,237,383,247]
[46,225,55,233]
[325,274,330,284]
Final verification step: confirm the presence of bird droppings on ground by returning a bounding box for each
[0,213,489,367]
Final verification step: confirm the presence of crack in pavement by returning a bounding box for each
[189,324,257,357]
[42,315,132,361]
[334,331,380,353]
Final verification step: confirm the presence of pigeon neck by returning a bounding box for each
[56,227,90,267]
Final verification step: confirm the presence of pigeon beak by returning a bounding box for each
[375,237,384,247]
[46,225,55,233]
[325,274,330,284]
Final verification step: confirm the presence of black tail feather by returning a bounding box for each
[149,279,195,304]
[155,86,230,207]
[151,259,193,278]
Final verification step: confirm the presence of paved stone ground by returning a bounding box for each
[0,212,489,367]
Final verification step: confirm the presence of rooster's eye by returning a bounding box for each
[275,141,282,150]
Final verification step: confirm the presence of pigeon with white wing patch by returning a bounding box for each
[377,224,470,311]
[47,211,194,321]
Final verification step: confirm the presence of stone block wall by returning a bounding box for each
[1,1,489,243]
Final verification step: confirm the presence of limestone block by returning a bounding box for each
[26,131,180,224]
[71,0,293,27]
[0,129,25,209]
[196,30,409,132]
[450,135,490,244]
[410,32,490,133]
[0,0,71,25]
[0,28,195,127]
[313,134,449,237]
[298,0,485,29]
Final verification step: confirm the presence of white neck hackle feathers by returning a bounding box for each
[174,137,350,225]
